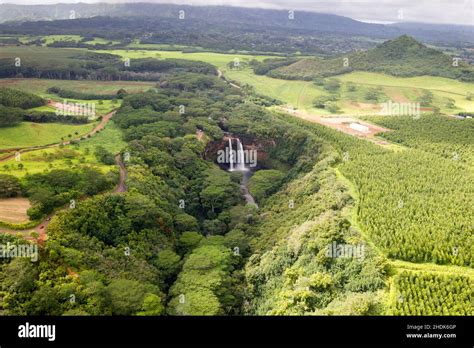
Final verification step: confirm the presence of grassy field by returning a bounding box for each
[96,48,474,115]
[83,37,120,45]
[51,98,118,117]
[2,35,118,46]
[0,120,125,178]
[228,67,330,113]
[338,72,474,114]
[0,146,112,178]
[97,48,274,69]
[0,78,156,96]
[0,122,96,149]
[78,120,127,154]
[0,78,155,116]
[0,46,85,63]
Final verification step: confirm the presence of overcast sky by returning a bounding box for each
[2,0,474,26]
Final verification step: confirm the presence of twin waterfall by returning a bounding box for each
[228,138,247,172]
[227,137,257,208]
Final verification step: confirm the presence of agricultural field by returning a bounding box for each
[0,122,95,149]
[0,45,87,64]
[97,48,474,115]
[338,72,474,114]
[0,35,120,46]
[363,114,474,166]
[390,271,473,315]
[227,68,474,115]
[0,197,31,223]
[279,112,474,268]
[96,48,274,69]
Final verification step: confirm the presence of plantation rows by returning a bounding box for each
[365,115,474,167]
[392,271,473,315]
[277,113,474,267]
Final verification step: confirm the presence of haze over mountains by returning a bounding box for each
[0,2,473,47]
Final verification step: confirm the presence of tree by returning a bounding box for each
[117,88,128,99]
[105,279,158,315]
[174,213,199,233]
[137,294,164,316]
[202,219,227,235]
[94,146,115,165]
[156,249,181,279]
[0,174,21,197]
[0,105,23,127]
[323,79,341,92]
[346,82,357,92]
[177,232,203,254]
[364,88,380,101]
[224,229,249,256]
[248,169,284,202]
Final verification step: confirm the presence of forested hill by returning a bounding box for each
[1,3,473,54]
[258,35,474,81]
[0,3,397,38]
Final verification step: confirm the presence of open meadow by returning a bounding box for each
[0,122,96,149]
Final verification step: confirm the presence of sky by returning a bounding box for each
[2,0,474,26]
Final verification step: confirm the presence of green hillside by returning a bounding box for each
[265,36,474,82]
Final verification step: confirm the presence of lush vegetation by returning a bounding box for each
[247,170,285,203]
[391,271,473,315]
[0,88,45,109]
[0,67,395,316]
[364,114,474,166]
[265,36,474,82]
[278,112,473,267]
[0,47,216,81]
[0,28,472,317]
[24,168,117,219]
[47,86,127,100]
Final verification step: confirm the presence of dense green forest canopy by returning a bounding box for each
[0,65,400,316]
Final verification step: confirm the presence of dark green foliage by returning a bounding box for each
[0,50,216,81]
[24,168,116,219]
[248,170,285,203]
[47,86,121,100]
[167,242,239,315]
[0,174,21,198]
[251,58,298,75]
[94,145,116,165]
[0,88,45,109]
[0,105,23,127]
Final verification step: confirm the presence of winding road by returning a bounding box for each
[0,109,117,163]
[0,110,127,242]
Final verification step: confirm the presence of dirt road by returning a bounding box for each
[0,110,117,163]
[0,110,125,243]
[114,154,127,193]
[280,107,391,147]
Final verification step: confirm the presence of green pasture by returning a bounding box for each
[0,122,96,149]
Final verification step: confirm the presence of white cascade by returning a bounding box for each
[228,138,234,171]
[236,139,247,171]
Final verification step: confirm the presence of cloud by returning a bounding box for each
[4,0,474,25]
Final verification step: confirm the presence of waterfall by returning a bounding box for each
[228,138,234,171]
[236,139,247,172]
